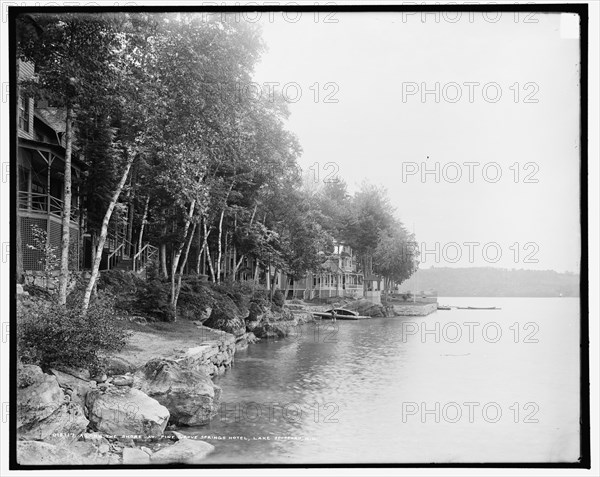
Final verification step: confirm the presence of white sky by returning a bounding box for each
[251,11,581,273]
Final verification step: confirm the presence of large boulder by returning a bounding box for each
[17,441,85,465]
[103,356,136,376]
[17,365,88,443]
[134,358,221,426]
[17,365,63,427]
[150,439,214,464]
[252,310,299,339]
[203,297,246,337]
[345,299,388,317]
[253,321,290,339]
[86,385,169,437]
[18,401,89,443]
[50,368,96,409]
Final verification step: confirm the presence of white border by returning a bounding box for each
[0,1,597,475]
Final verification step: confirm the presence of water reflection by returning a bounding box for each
[180,298,580,464]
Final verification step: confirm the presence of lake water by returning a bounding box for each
[183,297,581,464]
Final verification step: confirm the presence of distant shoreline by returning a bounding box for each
[400,267,580,298]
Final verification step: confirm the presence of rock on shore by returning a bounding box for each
[134,358,221,426]
[86,385,170,437]
[17,365,88,443]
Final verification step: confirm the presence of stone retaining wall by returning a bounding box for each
[174,326,236,377]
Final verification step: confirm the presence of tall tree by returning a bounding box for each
[18,13,121,304]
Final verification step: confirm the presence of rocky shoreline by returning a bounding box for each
[16,300,318,465]
[16,296,391,465]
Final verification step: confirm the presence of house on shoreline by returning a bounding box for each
[16,60,155,282]
[288,242,364,300]
[17,61,83,275]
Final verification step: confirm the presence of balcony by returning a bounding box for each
[18,190,79,224]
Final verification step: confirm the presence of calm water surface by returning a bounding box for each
[181,297,580,464]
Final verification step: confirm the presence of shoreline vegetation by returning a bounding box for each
[16,13,420,465]
[16,271,397,465]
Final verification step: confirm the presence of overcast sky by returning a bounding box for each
[251,11,581,273]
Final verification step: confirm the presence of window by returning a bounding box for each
[19,96,30,133]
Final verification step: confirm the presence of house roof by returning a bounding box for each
[18,137,86,170]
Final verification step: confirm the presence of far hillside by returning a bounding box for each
[399,267,580,297]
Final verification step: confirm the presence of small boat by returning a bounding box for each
[437,306,452,310]
[312,308,371,320]
[456,306,501,310]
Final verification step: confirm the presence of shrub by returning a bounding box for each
[250,289,270,309]
[272,289,285,308]
[203,295,246,336]
[98,270,145,313]
[177,282,216,321]
[136,278,174,321]
[17,294,130,374]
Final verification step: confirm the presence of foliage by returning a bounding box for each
[26,224,59,289]
[135,278,174,321]
[17,13,419,309]
[17,294,130,374]
[373,224,419,286]
[272,289,285,308]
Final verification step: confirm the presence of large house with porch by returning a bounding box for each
[286,242,366,300]
[16,60,156,279]
[17,61,83,273]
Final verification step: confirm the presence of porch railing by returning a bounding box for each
[18,191,78,222]
[133,243,158,273]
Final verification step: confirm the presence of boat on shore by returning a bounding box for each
[312,308,371,320]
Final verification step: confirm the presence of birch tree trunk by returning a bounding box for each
[82,152,135,313]
[125,172,134,256]
[170,200,196,315]
[253,259,260,285]
[173,222,197,308]
[196,217,203,275]
[57,106,73,305]
[270,266,279,300]
[136,195,150,265]
[216,183,233,284]
[202,219,216,282]
[231,202,257,279]
[283,277,291,301]
[160,243,168,278]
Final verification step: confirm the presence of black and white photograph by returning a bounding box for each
[0,1,597,474]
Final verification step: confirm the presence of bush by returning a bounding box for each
[17,294,131,374]
[250,289,270,309]
[97,270,145,313]
[212,282,247,310]
[272,290,285,308]
[177,283,216,321]
[203,295,246,336]
[136,278,174,321]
